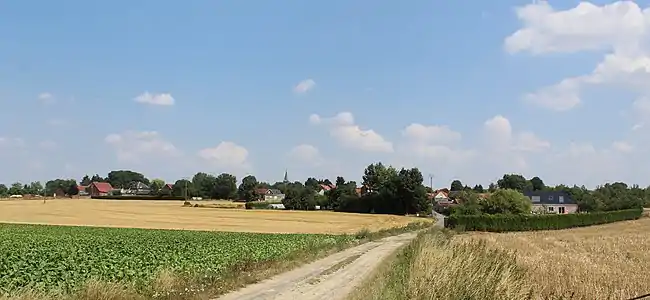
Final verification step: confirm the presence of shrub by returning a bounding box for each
[91,195,185,200]
[245,201,282,210]
[479,189,531,214]
[445,209,643,232]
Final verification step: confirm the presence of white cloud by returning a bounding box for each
[134,92,175,106]
[612,141,634,153]
[310,112,393,153]
[402,124,462,145]
[105,130,180,163]
[38,140,57,151]
[506,1,650,111]
[0,137,25,148]
[293,79,316,94]
[198,141,250,169]
[38,92,55,104]
[288,144,323,166]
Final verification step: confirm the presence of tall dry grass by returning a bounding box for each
[458,217,650,299]
[348,229,533,300]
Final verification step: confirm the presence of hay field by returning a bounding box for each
[456,218,650,299]
[0,199,422,234]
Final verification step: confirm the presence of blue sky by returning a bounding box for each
[1,0,650,188]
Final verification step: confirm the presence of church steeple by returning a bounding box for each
[283,169,289,182]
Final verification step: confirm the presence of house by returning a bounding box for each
[317,183,335,196]
[523,191,578,214]
[255,188,285,202]
[88,182,113,197]
[161,183,174,196]
[77,186,89,196]
[124,181,151,195]
[430,188,450,202]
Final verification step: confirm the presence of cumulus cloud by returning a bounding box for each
[134,92,175,106]
[105,131,180,163]
[506,1,650,111]
[198,141,250,169]
[288,144,324,166]
[293,79,316,94]
[309,112,393,153]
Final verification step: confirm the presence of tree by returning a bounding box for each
[0,184,7,197]
[304,177,320,191]
[8,182,23,195]
[238,175,259,202]
[172,179,195,199]
[480,189,531,214]
[497,174,532,192]
[362,162,397,194]
[214,173,237,199]
[107,170,148,189]
[191,172,217,198]
[90,174,105,183]
[80,175,91,186]
[29,181,44,196]
[150,178,165,194]
[44,179,77,196]
[67,183,79,196]
[450,180,464,191]
[282,184,316,210]
[472,184,485,193]
[529,176,546,191]
[488,182,497,192]
[450,191,481,215]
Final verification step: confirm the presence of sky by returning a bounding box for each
[2,0,650,188]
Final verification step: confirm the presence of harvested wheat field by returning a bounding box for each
[456,218,650,299]
[0,199,422,234]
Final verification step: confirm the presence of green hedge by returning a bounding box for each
[445,209,643,232]
[245,201,283,210]
[91,195,186,200]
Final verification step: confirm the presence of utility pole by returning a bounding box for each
[428,174,434,190]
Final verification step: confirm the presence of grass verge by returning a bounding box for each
[348,228,533,300]
[1,221,431,300]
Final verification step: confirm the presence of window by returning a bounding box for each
[558,207,566,214]
[548,206,554,212]
[531,196,540,203]
[559,196,564,203]
[548,195,554,201]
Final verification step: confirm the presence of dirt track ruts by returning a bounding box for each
[215,231,418,300]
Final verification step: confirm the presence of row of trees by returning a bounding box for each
[443,174,646,215]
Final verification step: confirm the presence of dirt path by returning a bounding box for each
[215,231,418,300]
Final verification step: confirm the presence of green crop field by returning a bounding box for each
[0,223,354,297]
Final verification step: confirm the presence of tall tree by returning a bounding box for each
[8,182,23,195]
[80,175,91,186]
[191,172,217,198]
[497,174,532,192]
[0,184,8,197]
[107,170,148,189]
[29,181,44,196]
[529,176,546,191]
[90,174,105,183]
[150,178,165,193]
[238,175,259,202]
[172,179,194,199]
[472,184,485,193]
[362,162,398,194]
[304,177,320,191]
[450,180,464,191]
[214,173,237,199]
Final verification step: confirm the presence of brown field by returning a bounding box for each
[455,218,650,299]
[0,199,424,234]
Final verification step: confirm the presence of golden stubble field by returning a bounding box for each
[456,217,650,299]
[0,199,421,234]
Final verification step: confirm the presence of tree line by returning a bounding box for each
[1,168,647,216]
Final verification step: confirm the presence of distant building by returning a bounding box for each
[88,182,113,197]
[523,190,578,214]
[124,181,151,195]
[77,186,89,196]
[255,188,285,202]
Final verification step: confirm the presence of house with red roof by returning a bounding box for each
[88,182,113,197]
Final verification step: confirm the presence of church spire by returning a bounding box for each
[283,169,288,182]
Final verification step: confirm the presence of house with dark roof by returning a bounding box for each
[523,191,578,214]
[88,182,113,197]
[255,188,285,202]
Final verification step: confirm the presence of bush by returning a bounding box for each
[245,201,272,209]
[445,209,643,232]
[91,195,185,200]
[479,189,531,214]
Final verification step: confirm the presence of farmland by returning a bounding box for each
[457,217,650,299]
[0,223,355,298]
[0,199,420,234]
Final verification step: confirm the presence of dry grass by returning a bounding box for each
[0,199,424,234]
[348,229,532,300]
[456,217,650,300]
